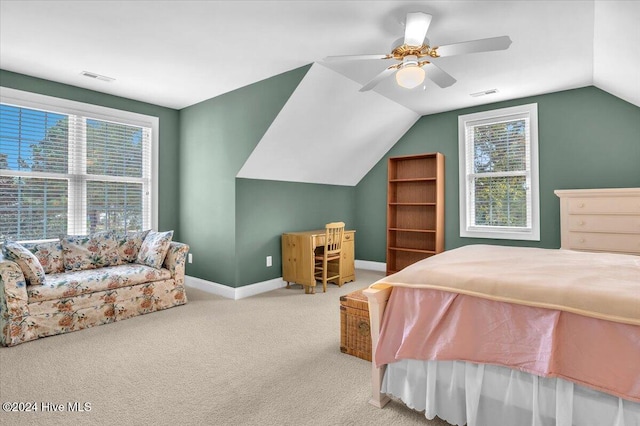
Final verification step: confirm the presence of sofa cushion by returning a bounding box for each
[22,240,64,274]
[2,241,47,285]
[115,263,171,287]
[27,279,186,318]
[137,230,173,269]
[115,230,150,264]
[27,264,171,303]
[61,231,120,271]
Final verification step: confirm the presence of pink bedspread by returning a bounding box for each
[376,287,640,402]
[378,245,640,326]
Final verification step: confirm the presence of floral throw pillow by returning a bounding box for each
[137,230,173,269]
[22,240,64,274]
[115,230,150,264]
[2,241,47,285]
[61,230,120,271]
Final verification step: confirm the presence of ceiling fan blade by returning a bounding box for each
[404,12,432,46]
[422,62,456,88]
[435,36,512,57]
[359,67,396,92]
[323,54,390,62]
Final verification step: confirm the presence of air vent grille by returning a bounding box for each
[81,71,115,82]
[470,89,498,97]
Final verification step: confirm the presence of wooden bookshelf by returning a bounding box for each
[386,153,444,275]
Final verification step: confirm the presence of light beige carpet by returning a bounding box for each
[0,269,452,426]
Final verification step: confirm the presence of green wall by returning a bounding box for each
[1,66,356,289]
[355,86,640,262]
[236,179,355,286]
[4,70,638,287]
[0,69,181,235]
[179,66,339,287]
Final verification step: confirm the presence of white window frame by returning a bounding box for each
[458,103,540,241]
[0,87,159,237]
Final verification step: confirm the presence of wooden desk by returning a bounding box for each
[282,230,355,293]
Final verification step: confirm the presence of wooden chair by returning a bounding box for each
[313,222,345,293]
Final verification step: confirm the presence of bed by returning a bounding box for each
[364,188,640,426]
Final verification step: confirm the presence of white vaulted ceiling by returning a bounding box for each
[593,1,640,107]
[236,63,420,186]
[1,1,639,186]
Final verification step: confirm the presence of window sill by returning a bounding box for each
[460,229,540,241]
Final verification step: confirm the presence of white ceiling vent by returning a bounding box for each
[470,89,499,97]
[469,89,498,98]
[81,71,115,82]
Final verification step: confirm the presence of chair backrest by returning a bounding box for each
[324,222,345,255]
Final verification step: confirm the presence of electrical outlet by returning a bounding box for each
[266,256,272,267]
[188,253,193,264]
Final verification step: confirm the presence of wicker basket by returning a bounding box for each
[340,289,372,361]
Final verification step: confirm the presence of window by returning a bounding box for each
[0,87,158,241]
[458,103,539,241]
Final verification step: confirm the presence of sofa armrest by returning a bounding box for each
[0,256,30,318]
[1,257,31,346]
[163,242,189,285]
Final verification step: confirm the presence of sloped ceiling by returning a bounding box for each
[593,1,640,107]
[1,1,638,187]
[236,63,419,186]
[238,1,638,186]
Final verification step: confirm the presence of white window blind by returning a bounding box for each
[0,89,155,241]
[458,104,540,241]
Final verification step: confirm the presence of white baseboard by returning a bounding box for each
[185,275,236,299]
[185,259,385,299]
[185,275,287,300]
[355,259,386,272]
[235,277,287,299]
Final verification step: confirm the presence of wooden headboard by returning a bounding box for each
[555,188,640,256]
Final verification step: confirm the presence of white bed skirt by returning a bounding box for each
[382,359,640,426]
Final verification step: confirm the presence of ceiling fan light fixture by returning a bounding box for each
[395,56,425,89]
[325,12,510,92]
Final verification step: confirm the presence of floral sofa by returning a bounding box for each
[0,230,189,347]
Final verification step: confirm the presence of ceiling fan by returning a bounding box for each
[324,12,512,92]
